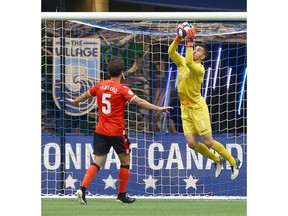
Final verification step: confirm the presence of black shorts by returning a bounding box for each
[93,132,131,155]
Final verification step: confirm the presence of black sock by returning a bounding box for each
[119,192,126,197]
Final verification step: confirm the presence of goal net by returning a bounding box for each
[41,13,247,198]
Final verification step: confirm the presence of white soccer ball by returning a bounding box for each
[176,22,193,38]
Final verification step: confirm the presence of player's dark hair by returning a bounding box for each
[196,43,210,61]
[107,58,124,77]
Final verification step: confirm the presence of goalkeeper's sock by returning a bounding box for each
[118,165,130,193]
[211,141,236,166]
[81,163,100,188]
[194,142,220,163]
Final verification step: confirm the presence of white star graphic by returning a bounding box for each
[183,175,199,190]
[143,175,158,190]
[65,174,77,189]
[102,175,117,190]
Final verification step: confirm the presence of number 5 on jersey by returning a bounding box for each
[102,93,111,114]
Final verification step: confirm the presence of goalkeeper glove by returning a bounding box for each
[186,27,196,47]
[174,35,182,42]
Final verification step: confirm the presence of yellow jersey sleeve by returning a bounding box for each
[185,46,204,78]
[168,40,185,67]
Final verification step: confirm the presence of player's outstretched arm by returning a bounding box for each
[168,39,183,67]
[131,96,173,114]
[67,92,91,106]
[185,27,198,71]
[168,22,194,67]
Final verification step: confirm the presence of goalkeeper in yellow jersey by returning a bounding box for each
[168,23,240,180]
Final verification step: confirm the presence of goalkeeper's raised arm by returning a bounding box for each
[168,24,196,67]
[167,37,183,67]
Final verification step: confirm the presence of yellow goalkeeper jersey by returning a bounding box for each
[168,40,206,108]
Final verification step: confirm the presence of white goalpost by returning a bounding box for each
[41,12,246,21]
[41,12,247,198]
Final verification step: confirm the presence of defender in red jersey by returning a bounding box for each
[68,59,172,204]
[89,79,136,136]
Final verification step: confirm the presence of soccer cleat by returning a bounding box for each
[215,156,225,178]
[231,159,241,180]
[77,187,87,205]
[116,193,136,204]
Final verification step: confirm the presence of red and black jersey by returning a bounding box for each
[88,79,136,136]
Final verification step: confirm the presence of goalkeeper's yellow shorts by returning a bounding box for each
[181,104,212,136]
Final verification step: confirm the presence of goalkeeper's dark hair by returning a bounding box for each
[107,58,124,77]
[196,43,210,61]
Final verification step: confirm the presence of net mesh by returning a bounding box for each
[41,19,247,197]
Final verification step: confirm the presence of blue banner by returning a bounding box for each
[110,0,247,11]
[42,133,246,196]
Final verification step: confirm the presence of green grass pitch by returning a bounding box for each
[42,197,247,216]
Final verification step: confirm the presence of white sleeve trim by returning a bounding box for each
[129,95,137,103]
